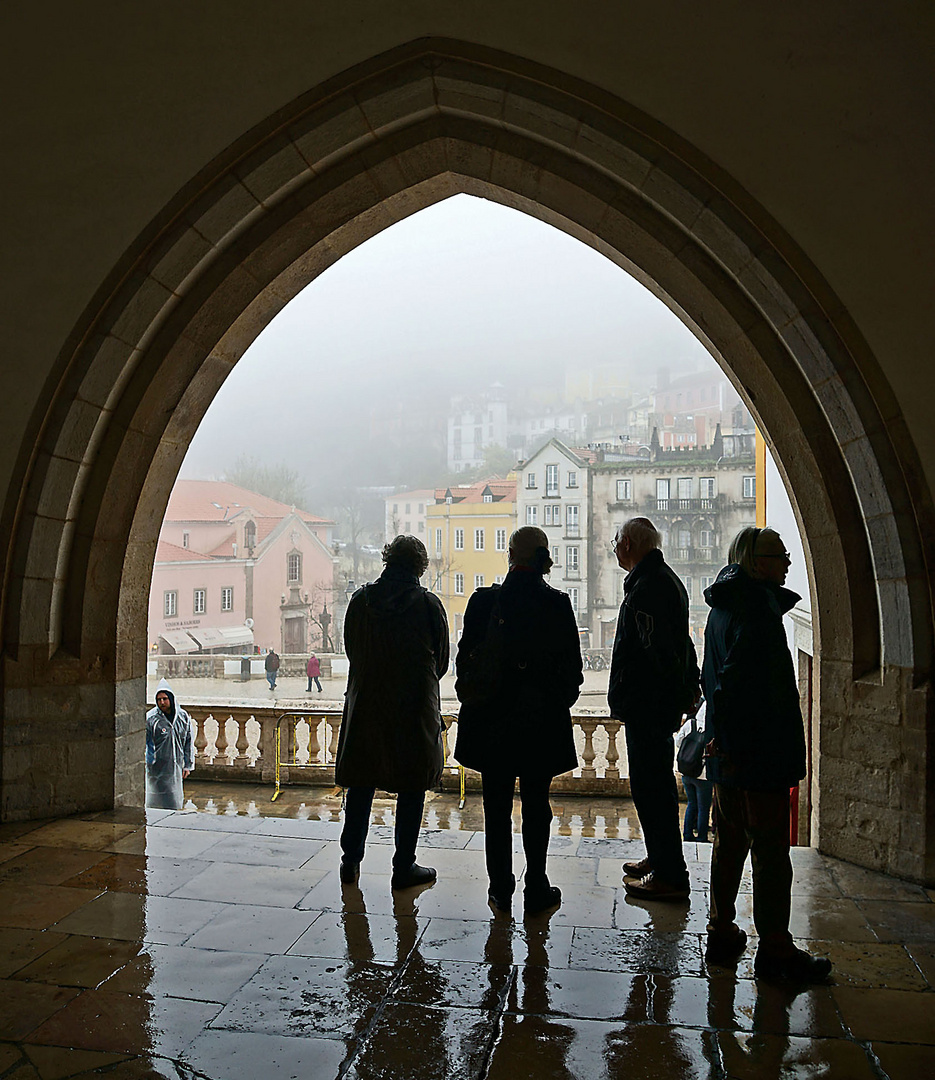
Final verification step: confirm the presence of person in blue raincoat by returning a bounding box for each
[145,678,194,809]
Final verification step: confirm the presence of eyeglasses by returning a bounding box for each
[756,550,792,563]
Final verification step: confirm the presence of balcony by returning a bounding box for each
[653,497,719,513]
[670,546,721,564]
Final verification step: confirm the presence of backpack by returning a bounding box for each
[455,593,511,707]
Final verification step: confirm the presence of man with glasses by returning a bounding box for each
[701,525,832,983]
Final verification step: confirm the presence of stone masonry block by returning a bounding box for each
[502,91,579,152]
[108,275,176,351]
[876,579,915,671]
[357,69,437,135]
[575,122,652,189]
[147,225,216,294]
[186,175,264,249]
[23,514,66,584]
[290,94,373,174]
[235,138,312,207]
[52,398,104,467]
[842,435,898,526]
[641,166,706,232]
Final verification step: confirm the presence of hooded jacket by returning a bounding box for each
[701,564,806,790]
[145,678,194,809]
[334,565,449,791]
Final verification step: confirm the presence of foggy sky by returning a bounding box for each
[180,194,714,483]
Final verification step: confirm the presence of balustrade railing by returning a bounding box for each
[180,704,631,794]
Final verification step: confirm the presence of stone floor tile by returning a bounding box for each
[411,874,503,922]
[65,1055,182,1079]
[0,979,79,1040]
[832,984,935,1043]
[169,860,326,907]
[211,954,394,1039]
[183,1029,348,1080]
[718,1030,878,1079]
[393,955,512,1010]
[575,837,645,860]
[13,935,142,988]
[26,988,220,1055]
[103,943,267,1001]
[613,891,713,934]
[288,910,422,965]
[249,816,344,841]
[540,855,598,886]
[418,916,574,968]
[826,858,930,901]
[0,929,69,979]
[856,899,935,943]
[0,842,36,865]
[23,1044,130,1079]
[184,902,320,953]
[346,1002,496,1080]
[789,866,844,897]
[82,807,171,827]
[410,845,489,879]
[21,821,139,851]
[152,811,266,834]
[806,940,928,990]
[51,892,224,945]
[298,872,430,917]
[0,848,109,888]
[905,942,935,986]
[871,1041,935,1080]
[0,884,94,931]
[59,853,150,893]
[109,826,225,859]
[416,830,474,850]
[195,832,326,868]
[0,822,52,844]
[787,896,878,942]
[569,926,704,977]
[0,1043,22,1071]
[509,966,650,1022]
[486,1015,718,1079]
[539,885,617,930]
[654,974,847,1037]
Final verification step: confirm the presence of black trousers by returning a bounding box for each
[481,772,553,894]
[340,786,426,872]
[709,783,794,953]
[624,720,689,889]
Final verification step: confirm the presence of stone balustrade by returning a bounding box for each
[183,705,631,796]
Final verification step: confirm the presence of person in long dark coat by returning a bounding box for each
[454,526,583,915]
[334,535,449,889]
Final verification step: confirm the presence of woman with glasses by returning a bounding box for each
[701,525,831,983]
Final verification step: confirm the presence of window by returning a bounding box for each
[684,577,693,600]
[418,521,424,533]
[474,528,485,551]
[244,520,256,549]
[546,464,559,496]
[454,528,464,550]
[568,587,579,612]
[567,470,578,488]
[474,574,485,590]
[287,552,301,583]
[678,477,692,500]
[526,472,537,489]
[454,573,465,595]
[616,479,632,502]
[656,478,670,505]
[699,528,714,549]
[551,544,561,566]
[700,477,716,499]
[182,531,190,549]
[221,586,233,612]
[164,591,177,617]
[525,505,538,525]
[435,527,442,552]
[743,475,756,499]
[495,574,505,584]
[678,527,691,549]
[495,528,507,552]
[565,504,579,536]
[483,493,492,503]
[193,588,206,615]
[434,571,442,590]
[405,503,411,514]
[543,504,552,525]
[566,546,579,573]
[701,575,715,593]
[418,503,424,514]
[404,521,410,531]
[392,503,398,514]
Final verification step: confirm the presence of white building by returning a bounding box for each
[446,387,509,471]
[384,488,435,544]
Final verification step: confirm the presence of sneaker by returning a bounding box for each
[339,858,359,884]
[705,925,748,965]
[622,856,651,880]
[624,872,690,902]
[524,885,562,915]
[754,947,832,983]
[391,862,437,889]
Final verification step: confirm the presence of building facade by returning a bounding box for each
[384,488,435,544]
[446,387,509,472]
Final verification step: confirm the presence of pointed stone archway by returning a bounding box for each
[2,40,931,882]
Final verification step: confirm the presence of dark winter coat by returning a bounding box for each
[334,566,449,792]
[306,655,321,678]
[702,564,806,791]
[454,568,583,778]
[607,548,699,727]
[265,651,280,672]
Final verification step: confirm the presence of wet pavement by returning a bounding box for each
[0,784,933,1078]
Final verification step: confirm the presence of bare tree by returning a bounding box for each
[224,456,307,506]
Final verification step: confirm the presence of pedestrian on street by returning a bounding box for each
[335,535,449,890]
[702,526,832,982]
[608,517,700,901]
[677,708,714,842]
[455,526,583,916]
[264,648,280,691]
[306,652,323,693]
[145,679,194,810]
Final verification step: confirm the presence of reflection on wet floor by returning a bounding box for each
[0,783,933,1078]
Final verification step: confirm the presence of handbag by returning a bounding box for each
[676,712,707,779]
[455,593,509,707]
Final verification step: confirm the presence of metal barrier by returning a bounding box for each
[270,710,341,801]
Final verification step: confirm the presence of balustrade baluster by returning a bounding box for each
[578,718,598,778]
[194,713,208,767]
[602,719,621,779]
[327,718,341,762]
[214,713,230,765]
[308,716,322,765]
[233,713,250,767]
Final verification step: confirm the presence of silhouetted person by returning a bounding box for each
[455,526,582,915]
[335,535,449,889]
[145,679,193,809]
[306,652,322,692]
[702,526,831,983]
[608,517,700,901]
[264,648,280,691]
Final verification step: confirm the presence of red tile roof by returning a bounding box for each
[434,478,517,503]
[165,479,332,525]
[156,540,213,562]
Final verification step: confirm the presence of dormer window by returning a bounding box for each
[244,521,256,550]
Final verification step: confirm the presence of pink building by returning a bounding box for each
[148,480,336,655]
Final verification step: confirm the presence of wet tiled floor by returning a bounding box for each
[0,782,933,1078]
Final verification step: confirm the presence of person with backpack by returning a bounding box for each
[608,517,700,901]
[454,526,583,915]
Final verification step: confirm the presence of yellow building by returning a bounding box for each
[427,478,516,642]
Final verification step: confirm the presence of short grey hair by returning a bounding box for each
[729,526,781,576]
[619,517,661,554]
[382,534,429,576]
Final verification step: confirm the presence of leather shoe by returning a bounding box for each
[524,885,562,915]
[624,872,690,901]
[622,856,651,880]
[339,859,359,884]
[391,862,437,889]
[754,947,832,983]
[488,888,513,913]
[705,925,747,965]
